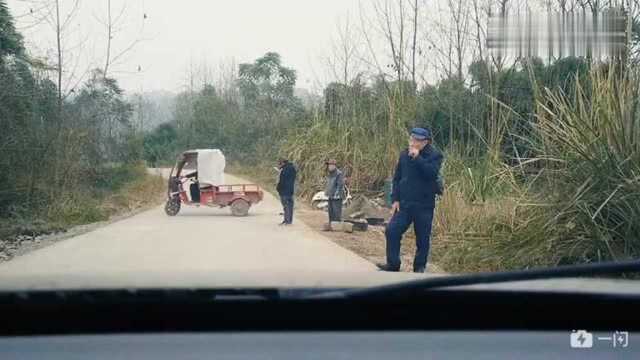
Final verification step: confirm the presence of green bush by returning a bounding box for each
[94,162,147,191]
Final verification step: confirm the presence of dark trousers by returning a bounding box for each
[280,195,294,224]
[328,199,343,222]
[385,203,435,271]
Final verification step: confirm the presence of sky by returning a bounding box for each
[7,0,363,94]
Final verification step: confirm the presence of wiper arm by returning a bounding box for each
[312,259,640,299]
[0,288,285,303]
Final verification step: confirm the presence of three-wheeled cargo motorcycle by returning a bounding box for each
[164,149,263,217]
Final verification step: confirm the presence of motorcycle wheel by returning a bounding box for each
[164,197,181,216]
[230,199,250,217]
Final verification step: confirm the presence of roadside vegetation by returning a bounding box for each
[3,0,640,272]
[0,1,163,243]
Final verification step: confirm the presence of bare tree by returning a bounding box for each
[376,0,407,81]
[410,0,419,85]
[97,0,147,78]
[54,0,65,111]
[449,0,472,81]
[54,0,80,112]
[21,0,91,113]
[359,0,420,84]
[326,16,362,85]
[357,1,391,88]
[471,0,489,61]
[216,58,240,103]
[356,0,428,176]
[423,0,472,81]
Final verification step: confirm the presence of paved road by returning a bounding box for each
[2,171,634,292]
[0,172,383,289]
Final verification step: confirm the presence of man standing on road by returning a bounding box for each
[378,128,443,273]
[324,159,345,225]
[276,158,297,225]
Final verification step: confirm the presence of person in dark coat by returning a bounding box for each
[378,128,443,273]
[276,158,297,225]
[324,159,345,224]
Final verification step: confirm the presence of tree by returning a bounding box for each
[323,78,374,119]
[0,0,24,61]
[19,0,92,113]
[359,0,423,88]
[143,123,177,166]
[1,1,61,213]
[326,16,363,85]
[238,52,300,111]
[71,69,134,165]
[98,0,146,78]
[237,52,304,146]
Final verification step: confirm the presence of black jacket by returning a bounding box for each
[277,162,297,197]
[391,145,444,208]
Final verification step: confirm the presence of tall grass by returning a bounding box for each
[433,65,640,271]
[281,109,409,197]
[531,64,640,262]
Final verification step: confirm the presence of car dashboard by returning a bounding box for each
[0,285,639,359]
[1,331,636,359]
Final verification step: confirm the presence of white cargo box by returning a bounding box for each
[195,149,225,186]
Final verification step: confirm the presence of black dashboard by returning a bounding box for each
[1,286,639,358]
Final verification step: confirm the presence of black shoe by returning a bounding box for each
[376,263,400,272]
[413,267,426,273]
[279,221,287,225]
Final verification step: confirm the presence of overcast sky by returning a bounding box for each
[7,0,362,94]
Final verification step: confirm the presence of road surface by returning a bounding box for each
[0,172,393,289]
[1,171,634,292]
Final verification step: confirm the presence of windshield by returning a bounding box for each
[1,1,639,292]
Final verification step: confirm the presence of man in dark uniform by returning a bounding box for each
[378,128,443,273]
[276,158,297,225]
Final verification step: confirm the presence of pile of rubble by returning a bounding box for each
[0,222,64,262]
[0,234,46,262]
[343,195,390,222]
[323,195,390,233]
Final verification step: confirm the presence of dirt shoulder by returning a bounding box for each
[296,204,444,274]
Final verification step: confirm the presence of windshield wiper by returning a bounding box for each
[311,259,640,299]
[0,288,285,303]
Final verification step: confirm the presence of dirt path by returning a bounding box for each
[297,206,444,274]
